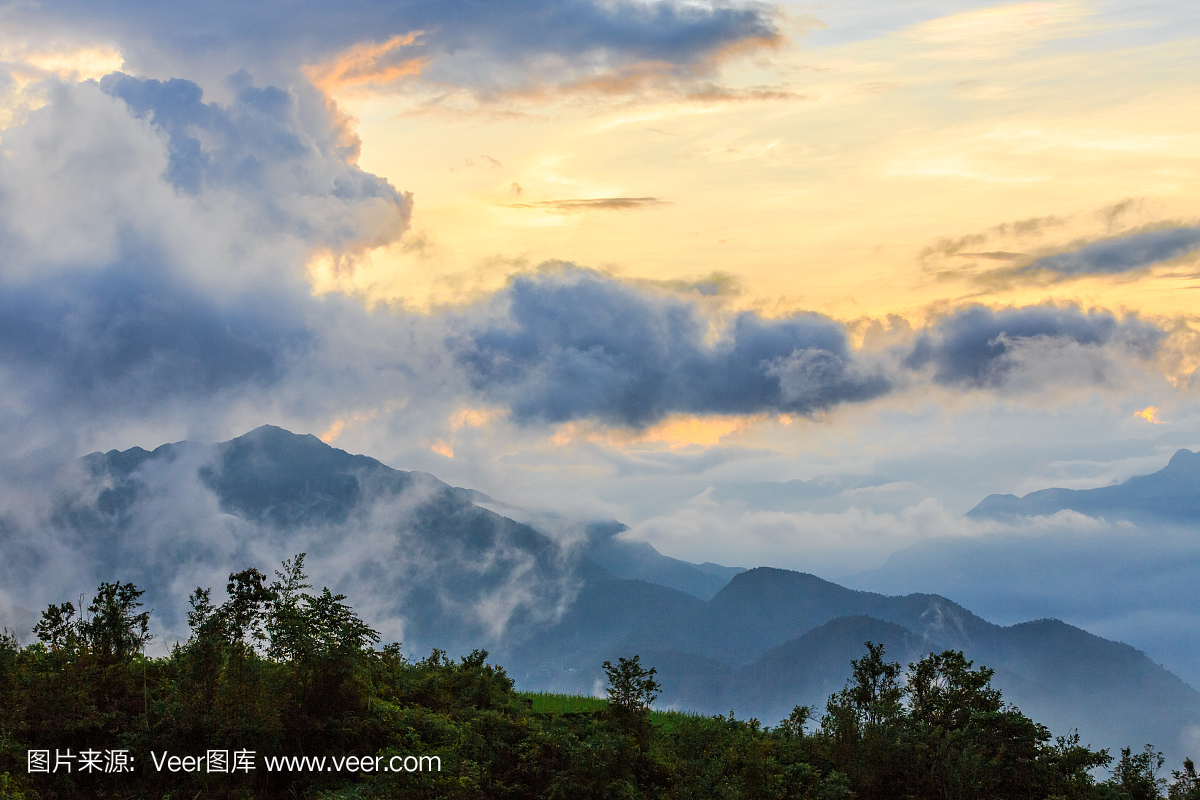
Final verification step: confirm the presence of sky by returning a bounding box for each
[3,0,1200,678]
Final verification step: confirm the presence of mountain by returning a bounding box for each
[50,425,574,656]
[580,521,744,601]
[505,567,1200,766]
[8,425,1199,767]
[968,448,1200,522]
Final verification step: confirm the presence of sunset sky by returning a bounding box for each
[3,0,1200,671]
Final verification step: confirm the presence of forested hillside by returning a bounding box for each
[3,563,1199,799]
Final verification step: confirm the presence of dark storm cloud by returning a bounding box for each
[1023,226,1200,277]
[22,0,779,92]
[457,270,890,426]
[905,305,1164,388]
[0,266,303,412]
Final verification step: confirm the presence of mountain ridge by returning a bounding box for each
[968,447,1200,522]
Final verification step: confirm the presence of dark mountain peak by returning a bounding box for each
[206,426,410,527]
[233,423,327,449]
[217,424,379,469]
[715,566,849,601]
[804,613,921,644]
[82,445,155,476]
[583,520,631,543]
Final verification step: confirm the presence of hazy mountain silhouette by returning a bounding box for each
[577,520,744,600]
[507,567,1200,765]
[968,448,1200,522]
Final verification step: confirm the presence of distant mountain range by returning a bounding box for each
[10,426,1200,767]
[968,447,1200,522]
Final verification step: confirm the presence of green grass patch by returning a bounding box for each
[649,707,710,733]
[517,692,712,731]
[519,691,609,714]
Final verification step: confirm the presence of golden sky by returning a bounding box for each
[303,0,1200,327]
[2,0,1197,471]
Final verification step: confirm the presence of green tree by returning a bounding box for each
[80,581,151,660]
[778,704,814,738]
[1109,745,1166,800]
[1169,758,1200,800]
[32,602,78,652]
[266,552,312,661]
[220,567,273,648]
[603,654,661,716]
[831,641,903,728]
[185,586,217,637]
[907,649,1002,730]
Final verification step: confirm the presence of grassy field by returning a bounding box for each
[518,691,712,732]
[519,691,610,714]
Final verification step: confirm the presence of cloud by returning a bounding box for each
[0,72,423,470]
[456,268,890,427]
[19,0,781,99]
[507,197,670,212]
[1021,225,1200,277]
[904,305,1164,388]
[956,251,1021,260]
[99,71,410,246]
[0,76,1178,469]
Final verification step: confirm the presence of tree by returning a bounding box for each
[33,602,79,652]
[1109,745,1166,800]
[186,587,218,638]
[907,649,1002,730]
[1169,758,1200,800]
[80,581,151,660]
[779,704,814,738]
[220,567,273,648]
[266,552,312,661]
[302,587,380,657]
[831,641,903,728]
[603,655,661,715]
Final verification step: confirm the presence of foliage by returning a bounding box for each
[1107,744,1167,800]
[1,572,1194,799]
[1169,757,1200,800]
[603,654,661,716]
[33,582,152,660]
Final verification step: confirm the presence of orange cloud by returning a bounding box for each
[304,32,428,93]
[1134,406,1166,424]
[0,42,124,82]
[449,406,505,431]
[319,407,388,443]
[551,413,766,450]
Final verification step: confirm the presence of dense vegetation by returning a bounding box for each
[2,557,1198,799]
